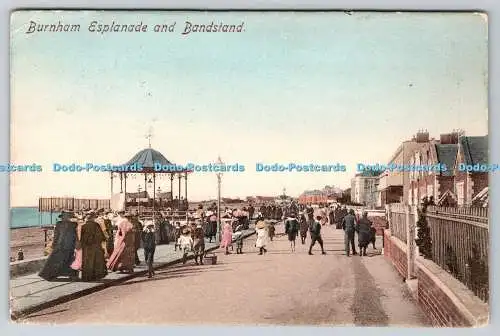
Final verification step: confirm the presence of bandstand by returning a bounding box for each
[109,144,192,215]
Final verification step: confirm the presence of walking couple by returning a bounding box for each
[342,210,376,257]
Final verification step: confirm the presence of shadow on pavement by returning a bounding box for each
[116,264,229,286]
[23,308,68,319]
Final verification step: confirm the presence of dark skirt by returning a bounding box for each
[39,248,76,280]
[288,231,297,241]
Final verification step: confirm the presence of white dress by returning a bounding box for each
[255,228,268,248]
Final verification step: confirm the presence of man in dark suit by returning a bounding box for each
[142,224,156,278]
[342,209,358,256]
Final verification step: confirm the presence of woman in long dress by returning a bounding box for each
[80,213,107,281]
[107,215,135,273]
[38,212,78,281]
[220,220,233,255]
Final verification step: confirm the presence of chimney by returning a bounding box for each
[415,129,429,143]
[440,133,452,144]
[441,129,462,144]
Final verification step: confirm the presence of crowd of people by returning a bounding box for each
[37,201,378,283]
[236,202,378,257]
[38,204,255,282]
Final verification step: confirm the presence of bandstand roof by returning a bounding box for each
[125,148,172,167]
[123,148,190,173]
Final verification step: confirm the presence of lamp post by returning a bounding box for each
[216,156,223,242]
[137,185,142,216]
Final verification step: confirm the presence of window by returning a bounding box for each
[456,182,464,206]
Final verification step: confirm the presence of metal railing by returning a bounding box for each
[425,207,489,302]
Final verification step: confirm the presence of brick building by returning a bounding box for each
[454,135,488,206]
[408,132,459,206]
[408,132,488,207]
[298,186,343,205]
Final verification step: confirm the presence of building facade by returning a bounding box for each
[408,132,460,206]
[453,135,488,206]
[378,131,433,206]
[351,171,380,207]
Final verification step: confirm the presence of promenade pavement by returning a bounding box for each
[10,227,256,319]
[18,223,431,326]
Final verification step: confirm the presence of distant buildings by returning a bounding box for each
[298,185,343,205]
[246,196,276,204]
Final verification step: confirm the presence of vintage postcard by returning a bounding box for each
[9,10,488,326]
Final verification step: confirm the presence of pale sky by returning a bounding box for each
[10,11,488,206]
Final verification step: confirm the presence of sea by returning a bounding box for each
[10,207,61,229]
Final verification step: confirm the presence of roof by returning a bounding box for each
[124,148,173,169]
[435,144,458,176]
[472,187,488,207]
[437,189,457,206]
[359,170,382,177]
[460,136,488,166]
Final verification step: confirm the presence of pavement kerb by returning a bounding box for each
[11,229,256,321]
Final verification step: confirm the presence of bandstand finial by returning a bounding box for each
[145,126,153,148]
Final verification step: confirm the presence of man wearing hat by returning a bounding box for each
[142,223,156,278]
[342,209,358,256]
[39,211,79,281]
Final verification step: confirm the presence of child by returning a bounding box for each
[192,223,205,265]
[255,220,268,255]
[142,224,156,278]
[174,222,181,251]
[233,224,244,254]
[178,227,193,264]
[17,248,24,261]
[268,222,275,241]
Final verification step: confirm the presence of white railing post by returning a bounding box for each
[385,204,391,233]
[406,204,416,279]
[412,205,419,259]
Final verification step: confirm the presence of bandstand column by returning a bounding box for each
[144,174,148,196]
[153,173,156,211]
[124,173,128,193]
[124,173,128,211]
[184,172,188,201]
[120,173,123,193]
[178,174,181,201]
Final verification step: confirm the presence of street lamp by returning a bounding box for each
[137,185,142,215]
[216,156,224,242]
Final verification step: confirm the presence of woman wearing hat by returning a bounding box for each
[107,212,135,273]
[80,211,107,281]
[255,220,268,255]
[39,211,78,281]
